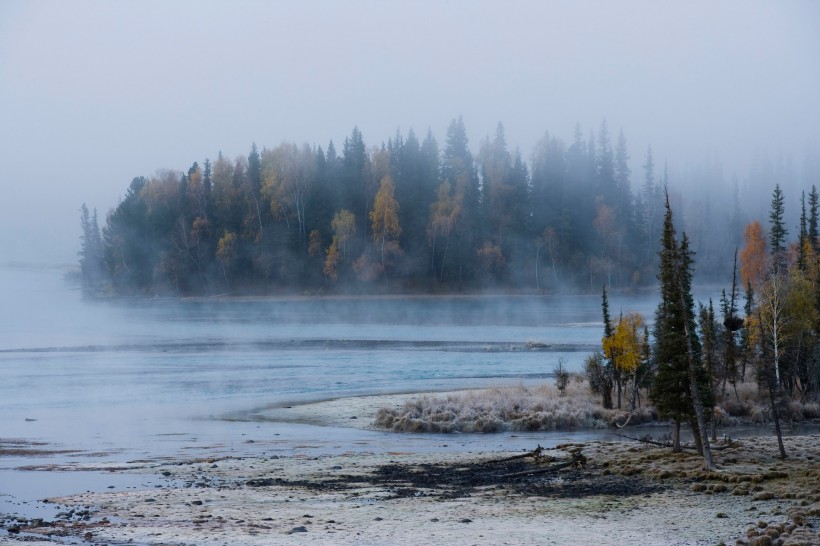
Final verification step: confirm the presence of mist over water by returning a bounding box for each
[0,265,721,518]
[0,264,659,438]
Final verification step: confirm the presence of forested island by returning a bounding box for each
[77,118,764,296]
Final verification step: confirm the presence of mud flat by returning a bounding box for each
[3,433,818,545]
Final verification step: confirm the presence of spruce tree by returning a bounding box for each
[593,285,614,409]
[768,184,788,266]
[651,194,714,468]
[799,191,808,271]
[809,184,819,250]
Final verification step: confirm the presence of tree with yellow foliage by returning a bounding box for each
[370,176,402,272]
[740,220,768,290]
[603,312,647,411]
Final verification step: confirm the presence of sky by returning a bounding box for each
[1,0,819,264]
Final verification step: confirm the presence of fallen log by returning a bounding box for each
[498,451,586,479]
[610,432,734,451]
[487,445,548,464]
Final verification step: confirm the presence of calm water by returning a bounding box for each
[1,265,667,518]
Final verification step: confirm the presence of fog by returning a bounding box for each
[1,0,819,265]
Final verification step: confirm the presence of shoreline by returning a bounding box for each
[3,390,819,545]
[3,435,818,545]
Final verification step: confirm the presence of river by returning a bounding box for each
[0,264,664,520]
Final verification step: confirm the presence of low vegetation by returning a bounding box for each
[374,379,655,433]
[373,378,819,434]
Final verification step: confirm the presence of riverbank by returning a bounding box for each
[2,434,818,545]
[3,387,819,545]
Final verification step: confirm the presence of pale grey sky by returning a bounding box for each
[2,0,819,264]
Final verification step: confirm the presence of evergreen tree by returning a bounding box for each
[78,203,104,289]
[651,194,714,467]
[595,285,615,409]
[440,117,479,283]
[720,250,743,399]
[809,184,819,250]
[341,127,370,244]
[768,184,788,264]
[246,143,265,238]
[799,190,808,271]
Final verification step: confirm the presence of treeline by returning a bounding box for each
[79,118,729,295]
[588,184,820,465]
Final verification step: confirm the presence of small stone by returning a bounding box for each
[374,517,383,521]
[460,518,472,523]
[288,526,308,534]
[192,500,203,506]
[717,512,729,518]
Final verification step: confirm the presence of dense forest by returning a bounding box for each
[79,118,768,295]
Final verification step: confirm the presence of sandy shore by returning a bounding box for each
[246,390,461,429]
[2,393,819,545]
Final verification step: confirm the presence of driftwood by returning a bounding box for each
[615,412,634,428]
[611,432,734,451]
[498,451,586,479]
[488,445,548,464]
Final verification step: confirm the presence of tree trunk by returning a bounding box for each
[690,418,704,456]
[672,420,681,453]
[769,383,788,459]
[679,283,716,470]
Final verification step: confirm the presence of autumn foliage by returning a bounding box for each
[740,220,767,289]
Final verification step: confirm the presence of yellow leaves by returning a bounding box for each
[602,312,645,374]
[786,268,818,335]
[477,241,505,273]
[428,181,463,242]
[331,209,356,260]
[216,231,236,264]
[740,220,768,290]
[331,210,356,245]
[370,176,401,243]
[323,239,340,281]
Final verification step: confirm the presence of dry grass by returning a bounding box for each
[718,381,820,424]
[374,380,656,433]
[374,377,820,434]
[589,434,820,546]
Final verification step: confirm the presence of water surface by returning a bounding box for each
[1,265,665,518]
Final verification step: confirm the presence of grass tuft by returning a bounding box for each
[374,381,652,433]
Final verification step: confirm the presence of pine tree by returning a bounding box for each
[595,285,615,409]
[79,203,104,289]
[799,190,808,271]
[809,184,819,250]
[768,184,788,265]
[247,143,264,238]
[651,194,714,468]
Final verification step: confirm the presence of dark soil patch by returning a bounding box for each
[248,450,665,501]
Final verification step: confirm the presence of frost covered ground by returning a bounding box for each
[2,392,818,546]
